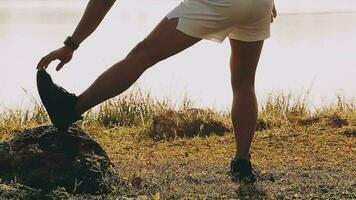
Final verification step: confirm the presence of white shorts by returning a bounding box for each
[167,0,274,43]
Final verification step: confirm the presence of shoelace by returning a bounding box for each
[231,160,258,179]
[55,83,76,98]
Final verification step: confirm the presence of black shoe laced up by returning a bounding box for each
[37,69,82,130]
[230,154,259,184]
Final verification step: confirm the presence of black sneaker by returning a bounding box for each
[36,69,82,130]
[230,158,259,183]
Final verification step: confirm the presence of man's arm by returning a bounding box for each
[71,0,116,45]
[37,0,116,70]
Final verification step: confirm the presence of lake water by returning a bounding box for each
[0,0,355,111]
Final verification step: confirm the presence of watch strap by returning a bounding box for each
[64,36,79,50]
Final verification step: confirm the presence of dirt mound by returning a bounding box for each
[0,125,118,194]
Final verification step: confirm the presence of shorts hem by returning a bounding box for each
[228,33,271,42]
[167,15,226,43]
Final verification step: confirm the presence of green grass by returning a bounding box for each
[0,90,355,199]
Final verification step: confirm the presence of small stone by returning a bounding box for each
[131,176,143,189]
[137,195,150,200]
[0,184,16,192]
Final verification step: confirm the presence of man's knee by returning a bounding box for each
[126,39,163,69]
[231,70,256,93]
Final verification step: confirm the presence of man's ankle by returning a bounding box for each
[235,153,251,160]
[74,97,85,116]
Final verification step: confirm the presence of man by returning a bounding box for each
[37,0,277,183]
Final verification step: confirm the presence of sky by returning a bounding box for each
[1,0,356,14]
[0,0,355,110]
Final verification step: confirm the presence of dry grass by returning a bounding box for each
[0,91,355,199]
[149,108,231,140]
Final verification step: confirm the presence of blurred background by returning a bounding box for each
[0,0,355,111]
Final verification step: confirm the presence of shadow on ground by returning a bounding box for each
[236,183,269,199]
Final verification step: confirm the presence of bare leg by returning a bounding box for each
[75,18,201,114]
[229,39,264,160]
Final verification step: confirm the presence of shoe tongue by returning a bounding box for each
[54,83,74,96]
[235,158,250,163]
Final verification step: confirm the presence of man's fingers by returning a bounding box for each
[37,51,56,69]
[42,53,58,69]
[37,56,50,69]
[38,56,51,69]
[56,61,67,71]
[37,57,46,69]
[42,57,52,69]
[37,45,74,70]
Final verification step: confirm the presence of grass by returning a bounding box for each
[0,90,355,199]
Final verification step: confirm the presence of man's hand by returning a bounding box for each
[37,46,74,71]
[271,4,277,23]
[36,0,115,71]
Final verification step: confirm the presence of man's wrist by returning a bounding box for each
[62,45,75,53]
[101,0,116,7]
[64,36,80,51]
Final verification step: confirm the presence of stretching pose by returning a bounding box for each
[37,0,277,183]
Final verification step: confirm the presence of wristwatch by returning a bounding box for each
[64,36,79,50]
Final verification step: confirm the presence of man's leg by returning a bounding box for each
[75,18,201,114]
[229,39,264,160]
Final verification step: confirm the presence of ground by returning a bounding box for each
[0,92,355,199]
[85,124,355,199]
